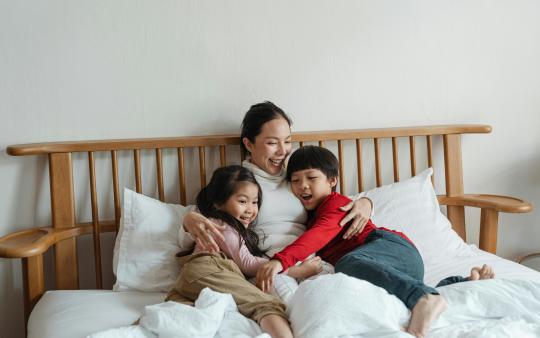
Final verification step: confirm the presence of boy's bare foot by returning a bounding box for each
[407,294,447,338]
[469,264,495,281]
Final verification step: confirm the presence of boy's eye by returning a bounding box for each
[308,176,318,180]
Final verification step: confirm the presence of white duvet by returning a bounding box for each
[89,273,540,338]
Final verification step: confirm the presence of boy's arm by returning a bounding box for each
[272,202,347,271]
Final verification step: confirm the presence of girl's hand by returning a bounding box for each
[183,211,226,252]
[287,256,323,279]
[256,260,283,293]
[339,197,373,239]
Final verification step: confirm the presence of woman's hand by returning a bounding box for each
[256,260,283,293]
[183,211,226,252]
[339,197,373,239]
[287,256,323,279]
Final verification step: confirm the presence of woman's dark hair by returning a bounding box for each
[196,165,267,257]
[240,101,292,157]
[286,146,339,192]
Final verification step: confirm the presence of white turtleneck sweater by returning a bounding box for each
[241,160,307,256]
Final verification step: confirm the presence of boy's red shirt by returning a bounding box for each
[273,192,413,270]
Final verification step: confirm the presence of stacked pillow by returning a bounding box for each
[358,168,471,266]
[113,188,193,292]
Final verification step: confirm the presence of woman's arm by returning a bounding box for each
[183,211,227,252]
[339,197,373,239]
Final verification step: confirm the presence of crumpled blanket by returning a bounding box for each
[87,287,268,338]
[288,273,540,338]
[89,274,540,338]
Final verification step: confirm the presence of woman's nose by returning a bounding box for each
[277,142,285,155]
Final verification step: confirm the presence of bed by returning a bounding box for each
[0,124,538,338]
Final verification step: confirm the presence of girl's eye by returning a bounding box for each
[291,179,299,183]
[267,142,277,145]
[239,200,247,204]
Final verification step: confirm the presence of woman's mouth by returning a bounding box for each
[269,159,283,167]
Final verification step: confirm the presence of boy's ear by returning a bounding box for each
[243,137,254,154]
[329,176,338,188]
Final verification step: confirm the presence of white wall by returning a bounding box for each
[1,1,539,337]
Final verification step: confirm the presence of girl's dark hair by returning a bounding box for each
[196,165,267,257]
[286,146,339,192]
[240,101,292,157]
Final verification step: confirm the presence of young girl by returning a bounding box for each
[166,165,321,338]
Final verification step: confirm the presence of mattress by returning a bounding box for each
[27,290,165,338]
[28,246,540,338]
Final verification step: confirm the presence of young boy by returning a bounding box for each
[256,145,494,338]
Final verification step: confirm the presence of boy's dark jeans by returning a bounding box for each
[335,229,467,310]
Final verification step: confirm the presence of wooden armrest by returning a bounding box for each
[517,252,540,264]
[0,221,118,259]
[438,194,532,254]
[0,226,80,258]
[437,194,532,213]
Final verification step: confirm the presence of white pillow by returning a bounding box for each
[358,168,472,266]
[113,188,194,292]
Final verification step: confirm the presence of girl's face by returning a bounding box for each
[243,117,292,175]
[220,182,259,227]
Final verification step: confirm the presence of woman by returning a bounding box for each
[181,101,373,257]
[175,102,371,337]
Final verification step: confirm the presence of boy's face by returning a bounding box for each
[290,168,337,210]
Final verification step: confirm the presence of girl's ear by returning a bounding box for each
[329,176,338,188]
[243,137,254,154]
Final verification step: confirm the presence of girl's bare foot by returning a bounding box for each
[407,294,447,338]
[469,264,495,281]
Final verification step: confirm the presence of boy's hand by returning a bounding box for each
[340,197,372,239]
[256,260,283,293]
[287,256,323,279]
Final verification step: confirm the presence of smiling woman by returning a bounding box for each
[182,101,374,255]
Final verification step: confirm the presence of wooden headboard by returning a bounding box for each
[0,124,532,322]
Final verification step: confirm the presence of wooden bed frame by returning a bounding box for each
[0,124,532,328]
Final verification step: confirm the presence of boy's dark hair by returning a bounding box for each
[196,165,268,257]
[240,101,292,158]
[286,146,339,192]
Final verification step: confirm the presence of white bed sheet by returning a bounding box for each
[424,245,540,286]
[28,247,540,338]
[27,290,166,338]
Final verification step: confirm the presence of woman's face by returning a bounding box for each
[243,117,292,175]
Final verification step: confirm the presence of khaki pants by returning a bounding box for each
[166,252,288,324]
